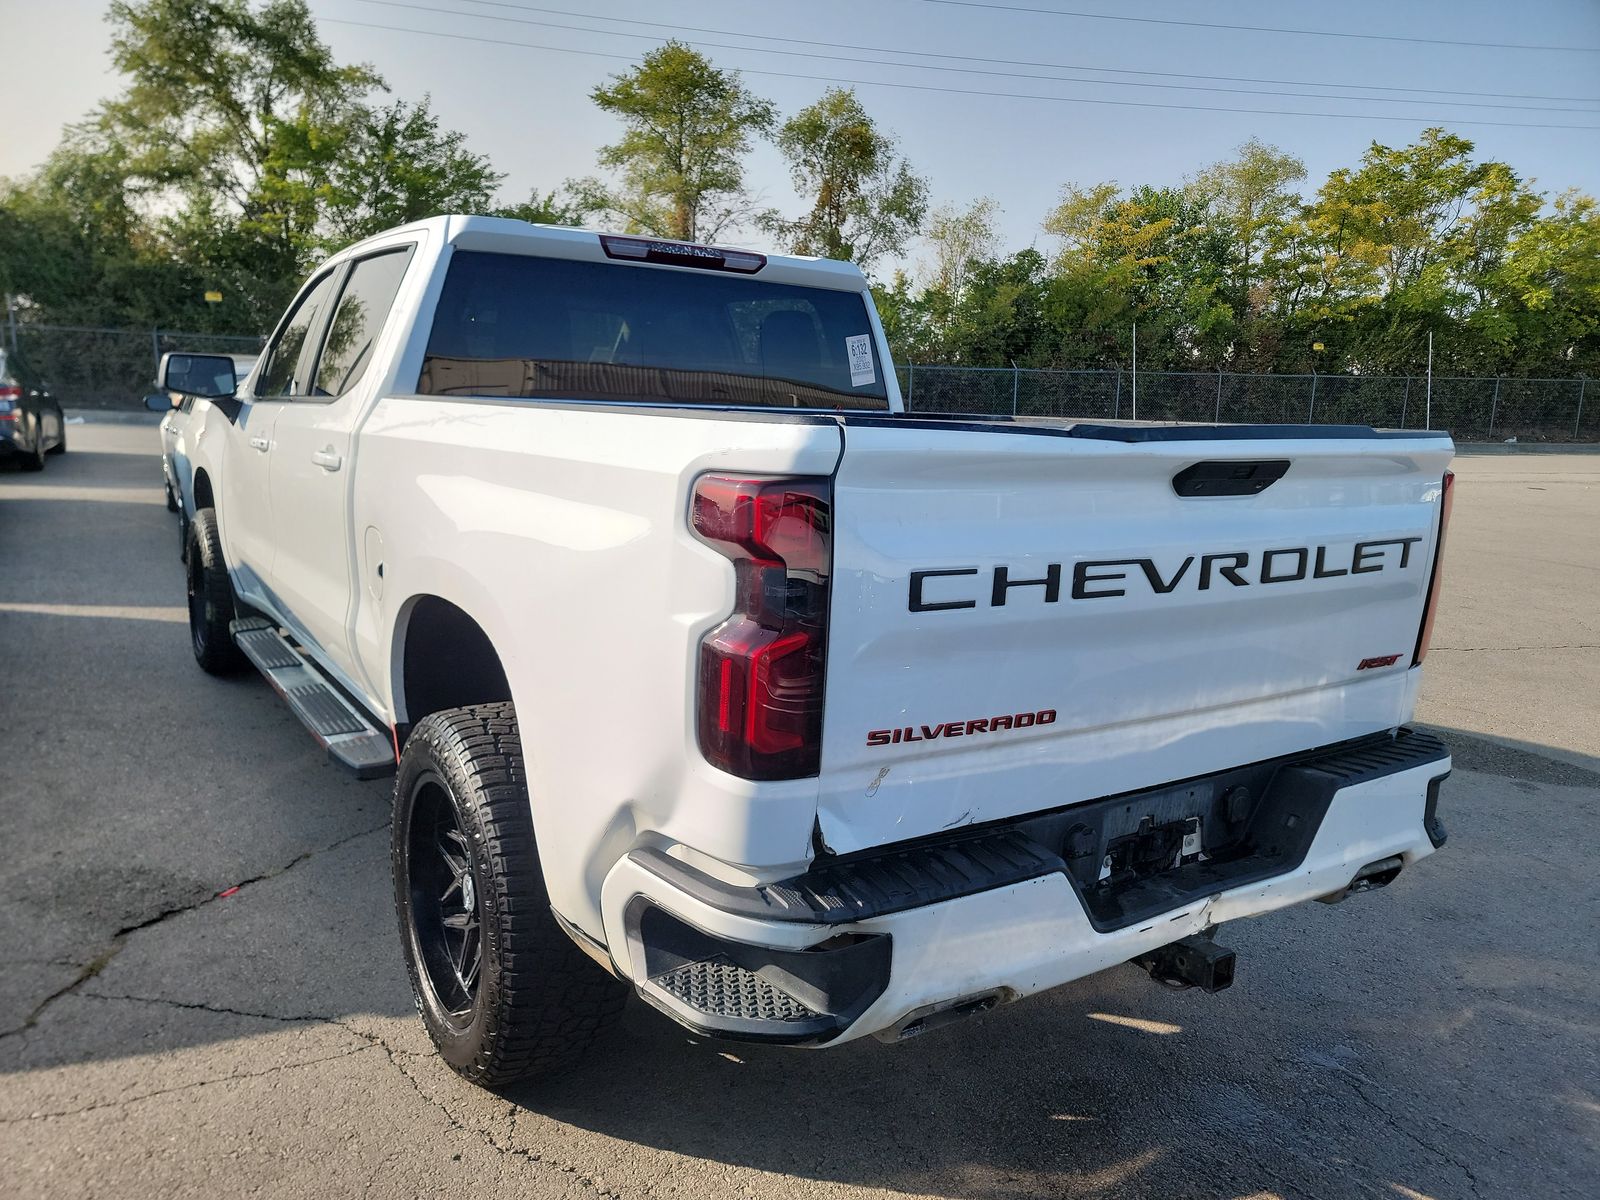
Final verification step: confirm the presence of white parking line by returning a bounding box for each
[0,602,186,623]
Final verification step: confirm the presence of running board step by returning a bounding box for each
[231,617,395,779]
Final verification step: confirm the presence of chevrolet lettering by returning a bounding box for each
[909,537,1425,612]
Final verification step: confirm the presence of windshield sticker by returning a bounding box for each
[846,334,876,387]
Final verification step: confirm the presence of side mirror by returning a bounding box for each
[143,392,175,412]
[159,351,237,399]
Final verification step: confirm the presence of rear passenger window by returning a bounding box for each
[418,251,889,410]
[258,270,340,398]
[312,247,415,398]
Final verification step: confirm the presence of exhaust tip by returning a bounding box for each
[876,989,1014,1043]
[1318,854,1405,904]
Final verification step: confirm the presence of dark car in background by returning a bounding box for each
[0,348,66,471]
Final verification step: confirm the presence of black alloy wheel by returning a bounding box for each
[407,773,483,1021]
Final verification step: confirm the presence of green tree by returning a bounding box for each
[104,0,378,287]
[764,88,927,270]
[321,97,503,244]
[6,1,505,327]
[589,42,774,241]
[1190,139,1306,302]
[1044,183,1235,367]
[924,197,1000,296]
[1269,129,1542,371]
[1500,190,1600,373]
[1330,129,1487,300]
[940,249,1053,366]
[494,184,600,227]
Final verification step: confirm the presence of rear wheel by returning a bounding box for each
[18,425,45,472]
[184,508,246,674]
[392,703,627,1087]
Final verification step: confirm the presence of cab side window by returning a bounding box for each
[257,270,341,398]
[311,248,414,398]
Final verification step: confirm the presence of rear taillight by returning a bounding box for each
[692,474,831,780]
[0,385,20,420]
[1412,470,1455,666]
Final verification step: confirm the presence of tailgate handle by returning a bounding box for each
[1172,459,1289,497]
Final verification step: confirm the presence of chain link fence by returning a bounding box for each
[897,365,1597,442]
[5,317,1594,441]
[4,322,264,409]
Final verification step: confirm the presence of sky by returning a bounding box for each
[5,0,1600,275]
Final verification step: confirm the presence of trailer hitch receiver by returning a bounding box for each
[1133,934,1236,993]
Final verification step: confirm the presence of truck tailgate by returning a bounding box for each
[816,422,1454,855]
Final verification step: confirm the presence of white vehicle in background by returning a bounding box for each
[148,353,256,532]
[159,216,1456,1088]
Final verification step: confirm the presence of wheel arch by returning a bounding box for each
[190,467,215,511]
[390,593,512,741]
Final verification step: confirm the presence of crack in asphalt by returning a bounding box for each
[0,821,390,1043]
[1326,1065,1483,1199]
[75,991,342,1027]
[3,1044,380,1121]
[53,992,628,1198]
[378,1039,628,1198]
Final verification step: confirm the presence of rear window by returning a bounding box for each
[418,251,889,410]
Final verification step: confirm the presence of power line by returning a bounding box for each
[910,0,1600,54]
[444,0,1600,105]
[356,0,1600,114]
[322,17,1600,132]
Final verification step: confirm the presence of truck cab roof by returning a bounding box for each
[328,214,871,294]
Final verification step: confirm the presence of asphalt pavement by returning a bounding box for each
[1,423,1596,1199]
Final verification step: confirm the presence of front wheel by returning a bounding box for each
[392,703,627,1087]
[184,508,246,674]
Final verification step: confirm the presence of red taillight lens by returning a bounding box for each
[1412,470,1454,666]
[0,385,21,420]
[692,475,831,780]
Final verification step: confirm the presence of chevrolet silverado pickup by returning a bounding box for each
[162,216,1455,1087]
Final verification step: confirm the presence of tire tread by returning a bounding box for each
[187,508,247,674]
[393,702,626,1087]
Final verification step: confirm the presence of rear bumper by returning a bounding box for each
[599,730,1450,1046]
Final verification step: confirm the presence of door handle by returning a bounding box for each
[248,434,270,452]
[311,447,343,472]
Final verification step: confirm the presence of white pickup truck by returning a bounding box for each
[163,216,1455,1087]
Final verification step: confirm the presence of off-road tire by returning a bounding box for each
[392,703,627,1088]
[185,507,246,674]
